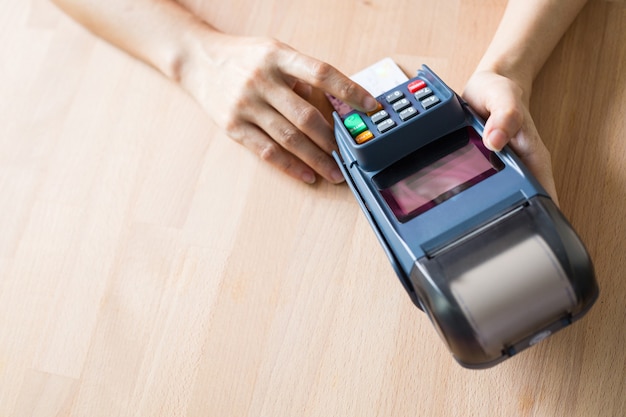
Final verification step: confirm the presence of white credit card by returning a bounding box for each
[326,57,409,117]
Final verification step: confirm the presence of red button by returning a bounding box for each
[408,79,427,93]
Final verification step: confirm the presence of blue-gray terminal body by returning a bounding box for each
[332,65,598,368]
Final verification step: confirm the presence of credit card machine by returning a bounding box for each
[332,65,599,369]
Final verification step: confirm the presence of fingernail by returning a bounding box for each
[331,168,345,184]
[486,129,507,151]
[363,96,379,112]
[302,171,316,184]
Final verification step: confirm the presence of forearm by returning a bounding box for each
[50,0,380,184]
[50,0,218,82]
[476,0,589,100]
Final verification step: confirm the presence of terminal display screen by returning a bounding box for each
[377,127,503,222]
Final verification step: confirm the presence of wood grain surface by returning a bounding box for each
[0,0,624,416]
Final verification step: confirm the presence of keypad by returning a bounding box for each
[342,77,442,145]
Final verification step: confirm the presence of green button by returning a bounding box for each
[343,114,367,137]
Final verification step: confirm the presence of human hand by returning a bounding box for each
[462,70,559,204]
[181,32,378,184]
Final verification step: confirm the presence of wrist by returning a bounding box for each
[475,56,533,105]
[162,15,210,83]
[174,20,233,96]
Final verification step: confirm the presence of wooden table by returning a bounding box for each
[1,1,624,416]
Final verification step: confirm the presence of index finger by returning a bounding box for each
[279,52,379,112]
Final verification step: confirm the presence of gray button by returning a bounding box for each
[414,87,433,101]
[377,118,396,133]
[385,90,404,104]
[370,109,389,124]
[392,98,411,112]
[399,106,418,121]
[421,95,440,109]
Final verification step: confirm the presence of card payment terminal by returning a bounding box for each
[332,65,599,369]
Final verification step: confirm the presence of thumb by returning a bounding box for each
[480,89,524,152]
[463,74,525,151]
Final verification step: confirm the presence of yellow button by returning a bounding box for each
[355,130,374,144]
